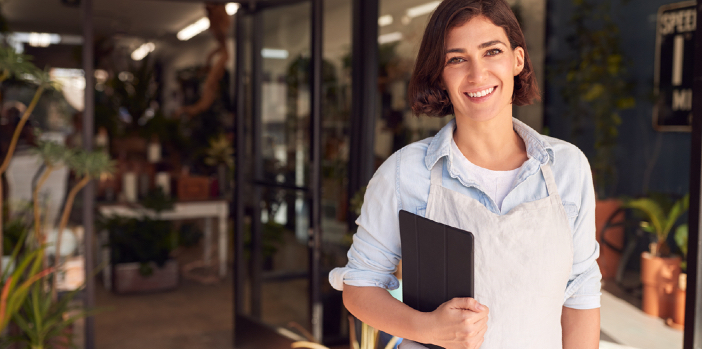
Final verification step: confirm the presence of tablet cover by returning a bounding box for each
[398,210,474,349]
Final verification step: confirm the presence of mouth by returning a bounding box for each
[464,86,496,99]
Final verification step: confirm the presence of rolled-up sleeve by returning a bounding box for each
[329,151,403,291]
[563,151,602,309]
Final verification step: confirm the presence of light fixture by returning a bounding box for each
[378,15,393,27]
[378,32,403,44]
[94,69,109,83]
[131,42,156,61]
[406,1,441,18]
[0,32,81,53]
[29,33,60,47]
[11,32,61,47]
[177,3,240,41]
[226,3,240,15]
[177,17,210,41]
[261,48,289,59]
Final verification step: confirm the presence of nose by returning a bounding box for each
[465,59,486,83]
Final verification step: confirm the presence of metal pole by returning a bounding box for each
[233,8,247,347]
[251,8,263,320]
[309,0,323,341]
[684,3,702,348]
[347,0,378,229]
[81,0,96,347]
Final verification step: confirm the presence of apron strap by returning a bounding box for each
[430,158,444,186]
[541,163,558,197]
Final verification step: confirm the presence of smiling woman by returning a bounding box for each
[331,0,602,348]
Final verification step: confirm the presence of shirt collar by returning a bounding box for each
[424,117,555,171]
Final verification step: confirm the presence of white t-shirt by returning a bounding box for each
[450,139,520,210]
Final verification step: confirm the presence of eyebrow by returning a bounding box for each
[446,40,507,53]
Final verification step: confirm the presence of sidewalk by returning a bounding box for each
[600,289,684,349]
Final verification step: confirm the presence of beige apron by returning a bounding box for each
[400,158,573,349]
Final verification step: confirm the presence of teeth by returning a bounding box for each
[467,87,495,98]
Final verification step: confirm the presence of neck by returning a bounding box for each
[453,115,527,171]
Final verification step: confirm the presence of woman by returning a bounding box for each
[329,0,602,348]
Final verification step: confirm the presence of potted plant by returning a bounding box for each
[557,0,636,280]
[203,133,233,198]
[0,46,105,348]
[0,232,54,339]
[102,216,178,293]
[0,47,57,256]
[11,264,94,349]
[623,194,688,319]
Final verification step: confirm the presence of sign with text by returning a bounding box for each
[654,1,696,132]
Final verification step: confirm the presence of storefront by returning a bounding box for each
[0,0,699,347]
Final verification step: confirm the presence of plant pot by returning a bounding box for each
[673,273,686,326]
[177,176,210,201]
[595,198,624,279]
[112,259,178,294]
[641,252,681,319]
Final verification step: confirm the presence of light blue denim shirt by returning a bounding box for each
[329,117,602,309]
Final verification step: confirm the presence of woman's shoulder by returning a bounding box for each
[541,135,589,166]
[368,138,434,211]
[374,137,433,176]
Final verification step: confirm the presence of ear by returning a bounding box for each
[513,47,525,76]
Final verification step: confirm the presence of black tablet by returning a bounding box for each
[398,210,474,349]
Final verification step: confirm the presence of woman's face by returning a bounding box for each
[441,16,525,123]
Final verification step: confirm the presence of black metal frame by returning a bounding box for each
[684,3,702,348]
[233,7,247,335]
[232,0,326,342]
[81,0,95,347]
[347,0,379,229]
[309,0,324,340]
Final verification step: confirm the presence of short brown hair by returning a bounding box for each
[408,0,540,117]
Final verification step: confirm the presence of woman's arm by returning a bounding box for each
[561,307,600,349]
[343,285,489,349]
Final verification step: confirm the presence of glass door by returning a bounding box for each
[234,0,321,345]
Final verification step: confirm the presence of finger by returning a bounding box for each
[471,336,485,349]
[450,297,485,312]
[471,312,489,327]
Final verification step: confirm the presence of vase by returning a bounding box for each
[641,252,681,319]
[673,273,686,327]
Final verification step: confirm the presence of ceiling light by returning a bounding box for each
[226,3,240,15]
[28,32,61,47]
[131,42,155,61]
[177,17,210,41]
[94,69,108,82]
[378,15,393,26]
[406,1,441,18]
[378,32,403,44]
[261,48,289,59]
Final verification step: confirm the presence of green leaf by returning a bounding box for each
[623,198,665,238]
[675,224,688,257]
[663,194,689,240]
[616,97,636,110]
[583,83,604,101]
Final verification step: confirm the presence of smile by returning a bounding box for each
[465,87,495,98]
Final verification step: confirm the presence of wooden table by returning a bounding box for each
[98,200,229,279]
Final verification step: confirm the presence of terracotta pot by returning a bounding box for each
[641,252,681,318]
[595,199,624,279]
[673,273,687,326]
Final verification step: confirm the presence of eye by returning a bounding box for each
[485,48,503,56]
[446,56,465,64]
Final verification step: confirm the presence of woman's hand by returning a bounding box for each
[425,297,489,349]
